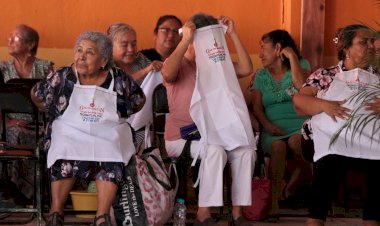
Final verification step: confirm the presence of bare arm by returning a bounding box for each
[293,86,350,122]
[280,47,310,90]
[130,60,163,83]
[219,16,253,78]
[161,21,195,83]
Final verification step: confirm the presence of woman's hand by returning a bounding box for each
[147,60,163,72]
[218,16,235,35]
[263,122,285,136]
[181,21,196,44]
[365,97,380,115]
[321,99,351,122]
[280,47,298,61]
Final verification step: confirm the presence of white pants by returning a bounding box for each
[166,139,256,207]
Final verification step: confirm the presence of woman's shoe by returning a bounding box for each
[93,213,113,226]
[265,214,279,223]
[193,217,218,226]
[45,212,64,226]
[233,216,254,226]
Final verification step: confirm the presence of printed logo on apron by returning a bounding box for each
[311,68,380,161]
[47,68,135,167]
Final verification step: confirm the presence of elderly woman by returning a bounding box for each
[0,24,53,145]
[250,29,311,222]
[293,24,380,226]
[31,31,145,226]
[140,15,182,61]
[162,13,256,226]
[107,23,162,150]
[0,24,53,204]
[107,22,162,84]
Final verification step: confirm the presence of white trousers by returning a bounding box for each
[166,139,256,207]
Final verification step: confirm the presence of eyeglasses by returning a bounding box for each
[158,27,179,36]
[8,35,24,43]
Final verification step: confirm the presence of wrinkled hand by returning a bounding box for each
[280,47,297,61]
[322,99,351,122]
[148,60,163,72]
[182,21,196,43]
[365,97,380,115]
[218,16,235,35]
[264,122,285,136]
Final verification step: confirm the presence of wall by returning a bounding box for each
[0,0,379,69]
[0,0,282,67]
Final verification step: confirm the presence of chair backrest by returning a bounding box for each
[0,79,41,145]
[151,84,169,151]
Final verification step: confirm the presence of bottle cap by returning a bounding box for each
[176,198,185,205]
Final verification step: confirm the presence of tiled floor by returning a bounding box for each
[12,215,364,226]
[0,206,366,226]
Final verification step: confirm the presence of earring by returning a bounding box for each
[100,66,105,70]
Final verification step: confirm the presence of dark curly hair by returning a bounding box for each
[261,29,301,69]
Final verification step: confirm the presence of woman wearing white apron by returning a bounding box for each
[293,24,380,226]
[162,13,256,226]
[31,32,145,226]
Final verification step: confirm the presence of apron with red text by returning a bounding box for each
[311,68,380,161]
[47,70,135,167]
[190,24,256,151]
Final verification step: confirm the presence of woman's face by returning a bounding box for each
[7,27,31,56]
[112,31,137,66]
[155,19,182,55]
[74,40,107,76]
[375,38,380,58]
[259,40,280,68]
[345,29,375,69]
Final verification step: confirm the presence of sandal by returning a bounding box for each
[45,212,64,226]
[93,213,113,226]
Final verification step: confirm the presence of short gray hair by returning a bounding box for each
[75,31,113,69]
[107,23,136,41]
[16,24,39,56]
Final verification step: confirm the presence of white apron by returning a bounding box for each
[311,68,380,162]
[47,70,135,167]
[127,71,163,148]
[190,24,256,151]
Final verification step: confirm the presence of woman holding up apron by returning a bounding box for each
[31,31,145,226]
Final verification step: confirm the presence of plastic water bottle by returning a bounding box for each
[173,198,187,226]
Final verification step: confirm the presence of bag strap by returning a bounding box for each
[142,151,174,191]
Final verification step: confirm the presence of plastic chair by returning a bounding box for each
[0,79,43,225]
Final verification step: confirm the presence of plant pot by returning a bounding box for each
[70,191,97,218]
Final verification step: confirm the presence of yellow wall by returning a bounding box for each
[0,0,379,68]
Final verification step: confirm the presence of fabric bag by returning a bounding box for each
[113,147,178,226]
[243,164,271,221]
[180,123,201,141]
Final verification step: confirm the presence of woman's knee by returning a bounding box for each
[271,140,287,157]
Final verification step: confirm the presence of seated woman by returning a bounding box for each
[0,24,53,145]
[140,15,182,61]
[107,22,163,150]
[294,24,380,226]
[0,24,53,203]
[250,29,311,222]
[31,31,145,226]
